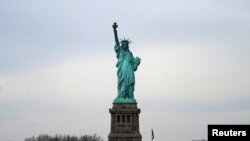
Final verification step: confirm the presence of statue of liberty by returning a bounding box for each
[112,22,141,103]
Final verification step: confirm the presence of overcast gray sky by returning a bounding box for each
[0,0,250,141]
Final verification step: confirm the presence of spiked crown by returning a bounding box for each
[120,38,132,44]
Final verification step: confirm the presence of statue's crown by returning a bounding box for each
[120,38,132,44]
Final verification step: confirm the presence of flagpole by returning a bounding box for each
[151,128,154,141]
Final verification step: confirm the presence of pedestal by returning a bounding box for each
[108,103,142,141]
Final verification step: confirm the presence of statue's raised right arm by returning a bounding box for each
[112,22,120,46]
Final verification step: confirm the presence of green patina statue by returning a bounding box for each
[112,22,141,103]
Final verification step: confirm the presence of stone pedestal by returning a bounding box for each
[108,103,142,141]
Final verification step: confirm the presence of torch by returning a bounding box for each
[112,21,118,29]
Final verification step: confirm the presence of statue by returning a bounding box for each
[112,22,141,103]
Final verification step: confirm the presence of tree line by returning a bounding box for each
[25,134,103,141]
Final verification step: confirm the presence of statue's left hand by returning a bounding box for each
[136,57,141,61]
[135,57,141,64]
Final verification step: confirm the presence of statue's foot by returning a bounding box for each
[113,98,136,103]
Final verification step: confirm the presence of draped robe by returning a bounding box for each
[114,44,140,101]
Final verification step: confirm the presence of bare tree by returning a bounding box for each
[24,134,103,141]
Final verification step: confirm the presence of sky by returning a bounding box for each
[0,0,250,141]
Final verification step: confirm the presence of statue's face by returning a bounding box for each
[122,42,129,50]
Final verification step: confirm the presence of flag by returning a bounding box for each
[151,128,154,140]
